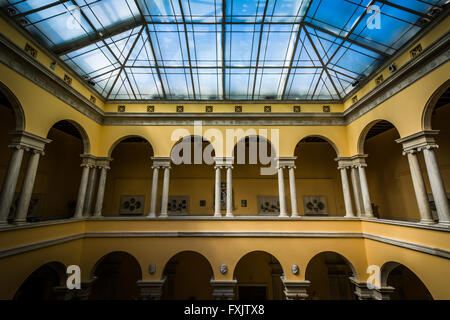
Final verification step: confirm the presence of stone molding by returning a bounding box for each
[396,130,440,154]
[8,131,51,153]
[151,157,172,169]
[281,278,310,300]
[137,277,166,300]
[210,280,237,300]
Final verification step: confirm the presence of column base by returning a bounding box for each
[420,218,436,225]
[279,212,289,218]
[147,213,157,218]
[437,221,450,227]
[291,212,299,217]
[213,213,222,217]
[159,213,169,218]
[225,213,234,218]
[12,218,27,224]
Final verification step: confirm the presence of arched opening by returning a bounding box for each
[381,262,433,300]
[89,251,142,300]
[104,137,154,216]
[428,86,450,216]
[162,251,213,300]
[233,251,284,300]
[11,120,88,222]
[14,262,66,301]
[360,120,420,221]
[169,136,215,215]
[294,136,343,216]
[305,251,356,300]
[232,136,278,215]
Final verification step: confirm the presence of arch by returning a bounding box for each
[232,135,277,158]
[162,250,214,278]
[0,80,25,131]
[295,135,340,158]
[233,250,284,278]
[169,134,216,164]
[422,79,450,130]
[107,135,154,157]
[380,261,433,300]
[47,119,91,154]
[14,261,66,300]
[89,251,142,280]
[357,119,398,155]
[306,251,357,278]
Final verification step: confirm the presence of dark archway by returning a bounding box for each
[162,251,214,300]
[89,251,142,300]
[381,262,433,300]
[14,262,66,301]
[233,251,284,300]
[104,136,154,216]
[305,251,356,300]
[294,136,342,216]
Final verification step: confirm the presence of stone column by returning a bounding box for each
[137,278,166,300]
[13,149,43,223]
[0,145,25,224]
[357,164,374,218]
[422,146,450,226]
[160,165,171,218]
[74,163,91,219]
[277,166,288,217]
[225,164,233,217]
[214,165,222,217]
[288,165,298,217]
[93,159,111,217]
[84,165,98,216]
[350,166,363,217]
[149,165,160,218]
[281,278,310,300]
[339,166,355,218]
[211,280,237,300]
[405,150,434,224]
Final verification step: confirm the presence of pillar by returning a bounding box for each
[160,165,171,217]
[405,150,434,223]
[422,146,450,225]
[339,166,355,218]
[214,165,222,217]
[226,164,233,217]
[13,150,42,223]
[277,166,288,217]
[358,164,374,218]
[288,166,298,217]
[93,162,110,217]
[74,164,91,218]
[350,167,363,217]
[84,165,98,216]
[0,145,25,224]
[149,165,160,217]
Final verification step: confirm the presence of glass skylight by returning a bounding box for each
[1,0,446,101]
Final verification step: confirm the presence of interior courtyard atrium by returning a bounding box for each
[0,0,449,301]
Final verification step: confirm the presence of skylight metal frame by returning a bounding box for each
[1,0,446,102]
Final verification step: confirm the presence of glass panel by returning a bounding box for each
[254,68,288,99]
[137,0,182,22]
[91,69,121,97]
[109,70,135,99]
[226,0,267,23]
[225,68,256,100]
[180,0,223,23]
[160,68,194,99]
[149,24,189,67]
[126,31,156,67]
[285,68,321,99]
[225,24,261,67]
[126,67,163,99]
[259,24,299,67]
[193,68,223,100]
[104,27,142,64]
[187,24,222,67]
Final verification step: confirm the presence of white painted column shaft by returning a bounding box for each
[0,146,25,223]
[93,167,108,217]
[358,165,374,217]
[74,165,90,218]
[406,151,433,223]
[160,167,170,217]
[214,166,222,217]
[340,167,355,218]
[226,166,233,217]
[423,148,450,225]
[350,167,363,217]
[14,150,41,223]
[278,167,288,217]
[149,166,159,217]
[288,166,298,217]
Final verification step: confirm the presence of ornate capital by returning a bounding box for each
[152,157,171,169]
[8,131,51,153]
[396,130,440,154]
[276,157,296,169]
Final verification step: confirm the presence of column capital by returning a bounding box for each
[396,130,440,154]
[215,157,234,168]
[80,154,97,168]
[8,130,51,153]
[137,277,166,300]
[152,157,171,169]
[210,279,237,300]
[276,157,296,169]
[335,157,353,170]
[281,278,310,300]
[95,157,113,170]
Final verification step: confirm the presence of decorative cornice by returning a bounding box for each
[396,130,440,153]
[8,130,51,152]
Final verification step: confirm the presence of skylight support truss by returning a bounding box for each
[2,0,445,102]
